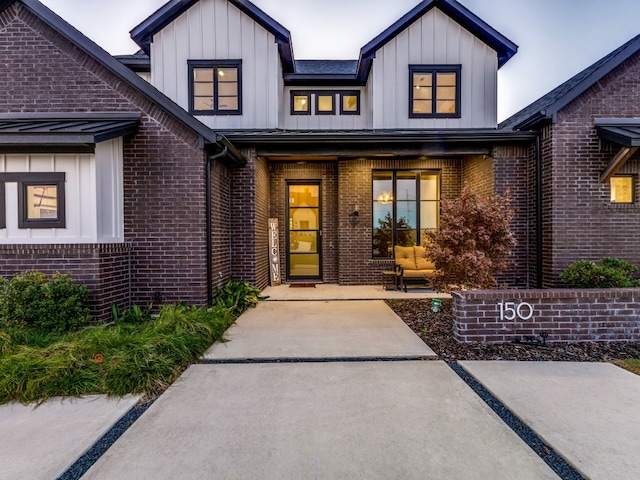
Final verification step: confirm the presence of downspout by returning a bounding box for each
[536,135,543,288]
[206,146,228,305]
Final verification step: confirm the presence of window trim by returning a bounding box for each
[188,59,242,115]
[17,173,66,229]
[315,92,335,115]
[610,174,635,204]
[290,91,311,116]
[409,65,461,119]
[340,91,361,115]
[372,169,441,259]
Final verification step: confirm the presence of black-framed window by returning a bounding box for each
[291,91,311,115]
[188,60,242,115]
[316,93,335,115]
[0,172,66,229]
[610,175,635,203]
[409,65,461,118]
[340,91,360,115]
[372,170,440,258]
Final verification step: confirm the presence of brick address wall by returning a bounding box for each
[0,243,131,322]
[453,289,640,343]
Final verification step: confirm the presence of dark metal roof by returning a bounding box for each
[501,33,640,131]
[0,113,141,145]
[220,128,537,145]
[595,118,640,147]
[131,0,294,73]
[130,0,515,86]
[115,51,151,73]
[0,0,245,166]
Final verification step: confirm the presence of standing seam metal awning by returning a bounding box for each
[0,113,141,145]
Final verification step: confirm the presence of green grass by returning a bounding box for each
[0,304,234,405]
[614,359,640,376]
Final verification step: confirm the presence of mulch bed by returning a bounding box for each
[386,298,640,362]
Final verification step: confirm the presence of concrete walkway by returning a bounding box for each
[460,361,640,480]
[83,300,559,479]
[0,395,138,480]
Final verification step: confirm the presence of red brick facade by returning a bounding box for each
[453,289,640,343]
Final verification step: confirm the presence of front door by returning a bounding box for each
[287,182,322,280]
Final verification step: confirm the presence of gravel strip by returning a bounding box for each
[448,362,586,480]
[56,398,155,480]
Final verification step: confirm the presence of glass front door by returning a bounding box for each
[287,182,321,280]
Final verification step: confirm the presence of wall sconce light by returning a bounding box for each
[350,204,359,216]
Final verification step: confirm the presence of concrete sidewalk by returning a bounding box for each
[0,395,138,480]
[460,361,640,480]
[205,300,436,360]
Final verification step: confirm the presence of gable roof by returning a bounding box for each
[131,0,294,73]
[0,0,245,166]
[130,0,516,86]
[356,0,517,82]
[501,32,640,130]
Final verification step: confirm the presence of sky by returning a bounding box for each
[38,0,640,122]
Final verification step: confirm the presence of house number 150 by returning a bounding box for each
[498,301,534,321]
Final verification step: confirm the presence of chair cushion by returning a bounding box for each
[394,245,417,270]
[414,246,435,270]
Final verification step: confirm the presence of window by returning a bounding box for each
[372,170,440,258]
[409,65,461,118]
[611,175,634,203]
[188,60,242,115]
[340,91,360,115]
[291,91,311,115]
[0,172,66,229]
[316,93,335,115]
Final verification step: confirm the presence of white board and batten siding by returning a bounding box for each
[0,138,124,244]
[371,7,499,130]
[151,0,282,130]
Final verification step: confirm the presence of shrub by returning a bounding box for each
[112,304,153,325]
[425,185,515,292]
[560,258,640,288]
[213,278,267,316]
[0,271,91,333]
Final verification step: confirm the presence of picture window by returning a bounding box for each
[189,60,242,115]
[409,65,461,118]
[610,175,634,203]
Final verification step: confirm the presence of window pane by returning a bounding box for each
[436,100,456,114]
[293,95,309,112]
[420,173,439,200]
[289,254,319,277]
[317,94,333,112]
[396,171,416,201]
[218,82,238,96]
[396,229,417,247]
[413,100,432,114]
[373,171,393,201]
[289,185,319,207]
[27,185,58,219]
[194,83,214,96]
[290,232,317,253]
[436,72,456,87]
[413,73,432,88]
[342,95,358,112]
[216,67,238,82]
[194,97,214,111]
[436,86,456,100]
[289,208,319,230]
[413,86,432,100]
[193,68,214,82]
[611,176,634,203]
[217,97,238,110]
[396,201,416,229]
[420,201,439,230]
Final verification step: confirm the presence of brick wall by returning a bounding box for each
[1,4,218,308]
[543,50,640,286]
[462,155,494,196]
[0,243,131,322]
[453,289,640,343]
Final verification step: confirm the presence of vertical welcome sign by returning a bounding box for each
[268,218,281,285]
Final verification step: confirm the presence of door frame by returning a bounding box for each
[286,180,322,281]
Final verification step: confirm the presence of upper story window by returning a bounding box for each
[188,60,242,115]
[610,175,635,203]
[290,91,360,116]
[409,65,461,118]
